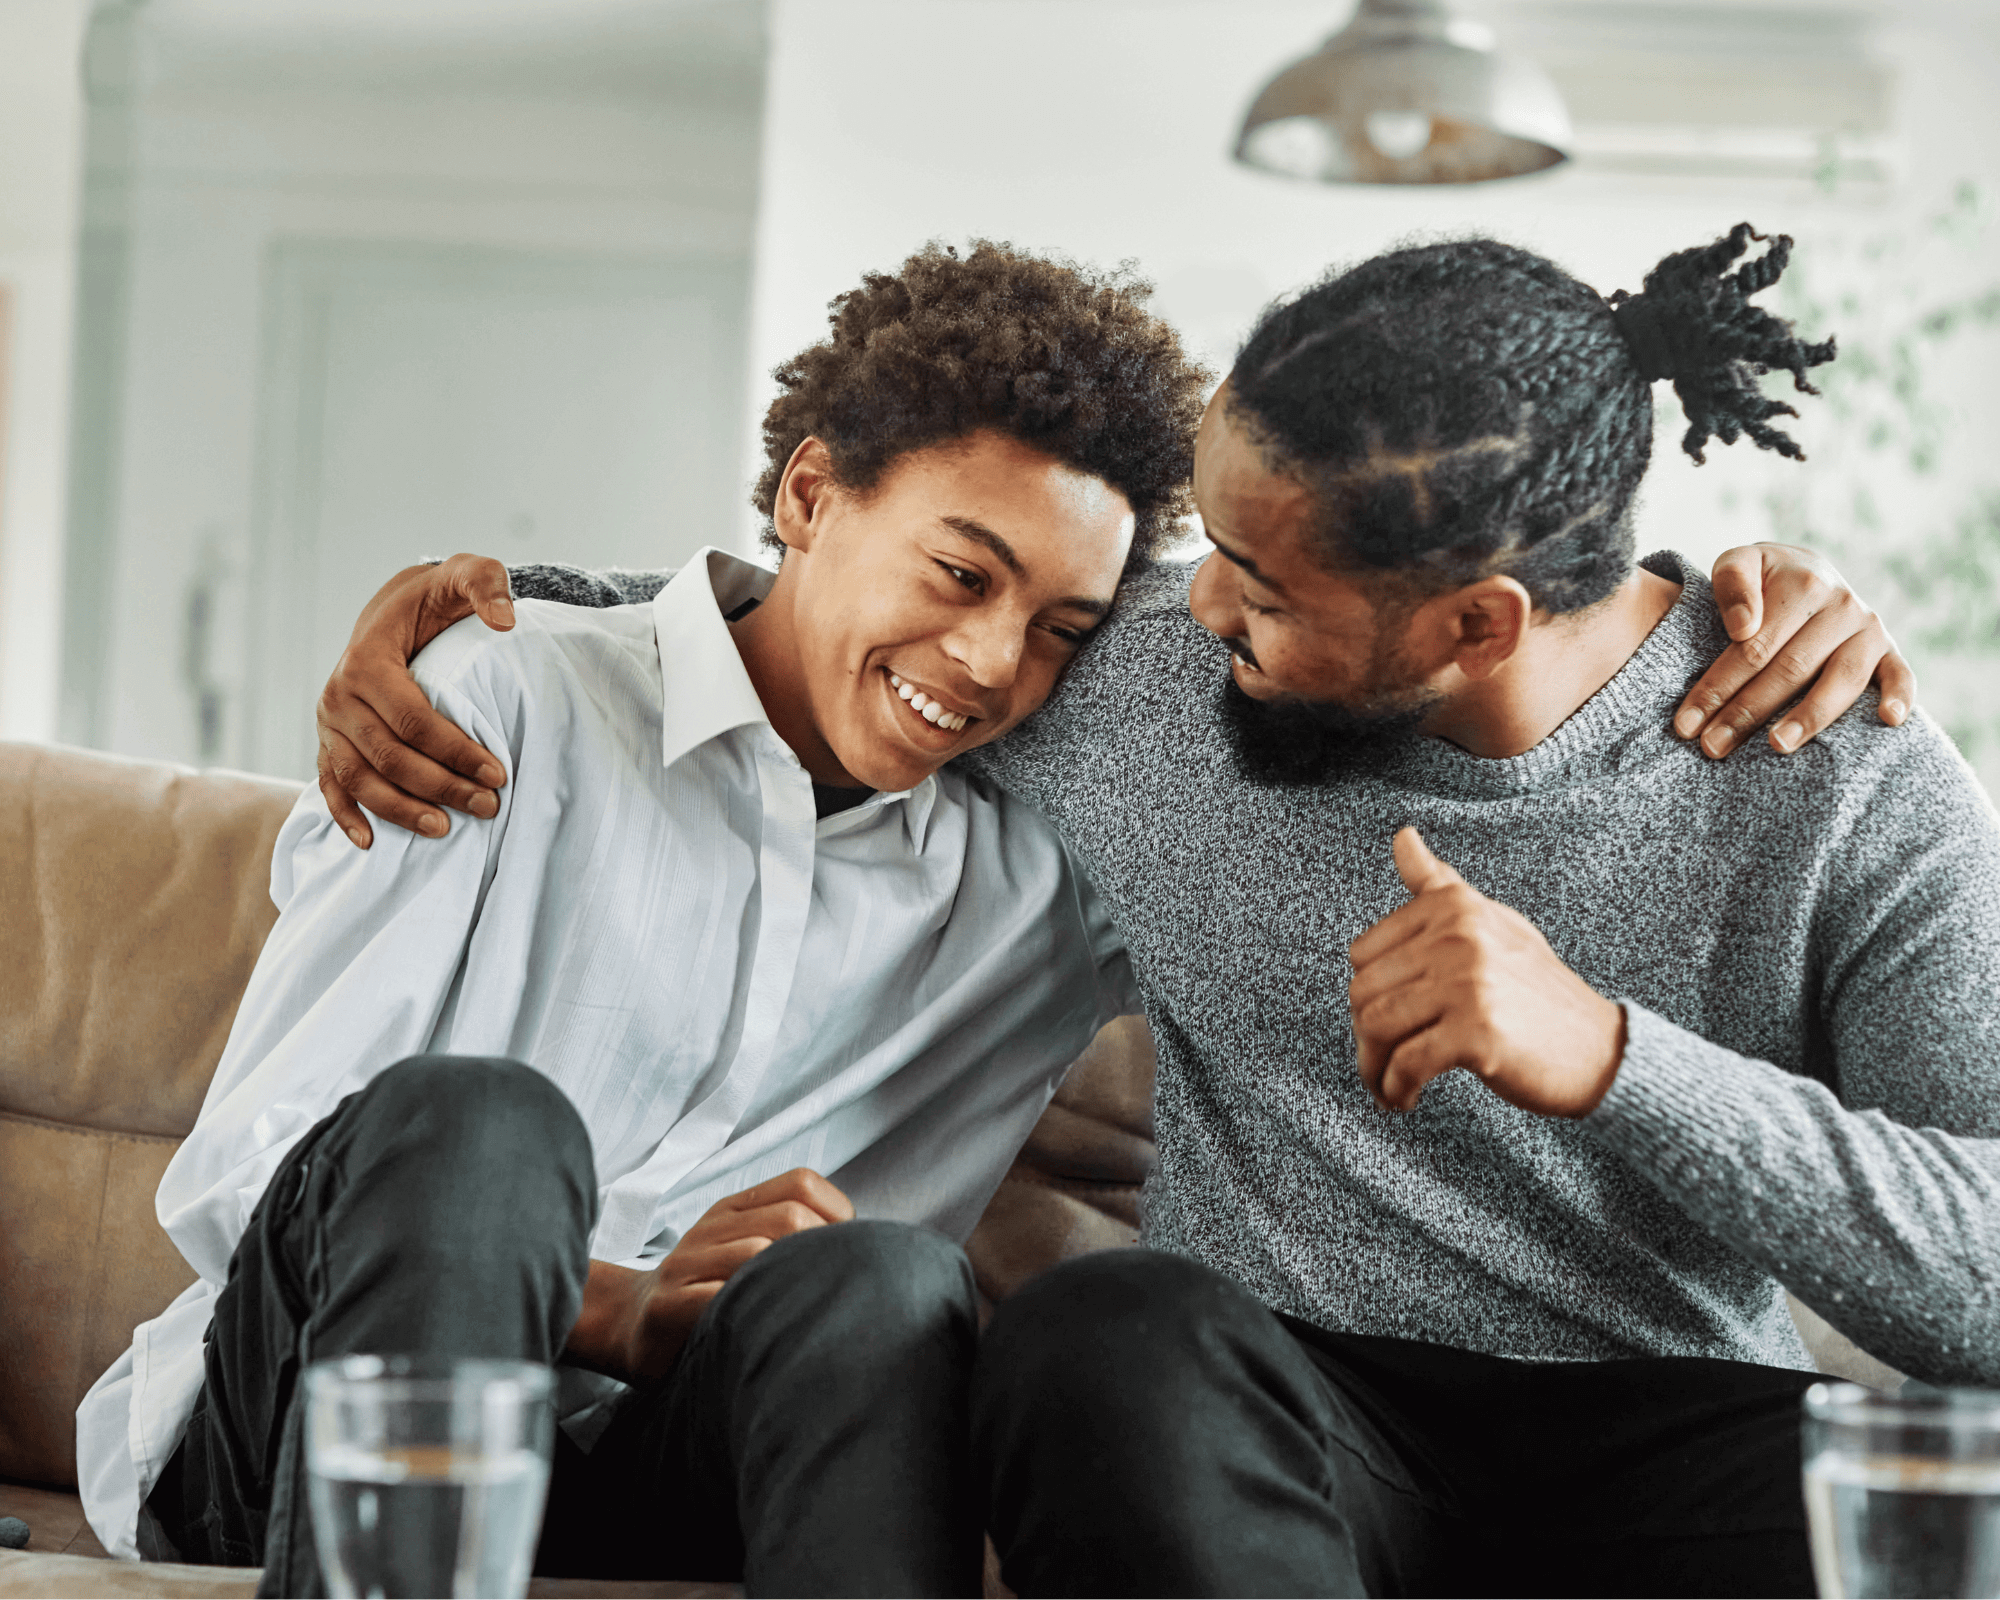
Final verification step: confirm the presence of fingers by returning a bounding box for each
[362,660,507,791]
[1707,545,1768,641]
[711,1199,837,1247]
[327,656,504,795]
[1874,649,1916,727]
[1374,1024,1469,1113]
[317,733,374,850]
[1352,979,1449,1091]
[718,1167,856,1225]
[1759,629,1883,753]
[318,718,451,839]
[435,553,516,635]
[668,1236,772,1286]
[1349,876,1482,969]
[319,687,491,838]
[1346,937,1441,1018]
[1674,602,1820,753]
[1391,827,1462,896]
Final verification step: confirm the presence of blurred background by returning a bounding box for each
[0,0,1994,789]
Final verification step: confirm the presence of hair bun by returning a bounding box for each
[1607,223,1836,464]
[1607,291,1679,383]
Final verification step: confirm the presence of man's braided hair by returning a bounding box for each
[755,241,1209,570]
[1227,225,1837,613]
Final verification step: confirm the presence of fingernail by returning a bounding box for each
[1771,720,1803,753]
[476,764,505,787]
[418,813,447,837]
[495,598,515,619]
[346,827,370,849]
[1726,605,1755,636]
[1702,725,1737,757]
[469,791,498,819]
[1882,698,1906,724]
[1673,708,1703,739]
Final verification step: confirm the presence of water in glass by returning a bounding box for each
[306,1356,554,1600]
[1804,1383,2000,1600]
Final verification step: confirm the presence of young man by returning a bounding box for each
[77,242,1206,1595]
[322,227,1978,1598]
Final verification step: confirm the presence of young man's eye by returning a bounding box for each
[1041,622,1089,647]
[1244,598,1283,618]
[937,562,983,593]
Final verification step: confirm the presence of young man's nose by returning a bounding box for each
[943,613,1025,690]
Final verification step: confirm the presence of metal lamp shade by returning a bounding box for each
[1235,0,1571,185]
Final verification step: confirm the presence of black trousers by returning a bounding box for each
[146,1056,984,1598]
[972,1249,1821,1599]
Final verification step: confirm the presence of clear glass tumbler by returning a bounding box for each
[305,1355,555,1600]
[1803,1381,2000,1599]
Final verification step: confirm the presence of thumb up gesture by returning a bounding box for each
[1347,828,1627,1118]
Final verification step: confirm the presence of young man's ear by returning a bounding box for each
[1434,576,1534,684]
[772,438,839,556]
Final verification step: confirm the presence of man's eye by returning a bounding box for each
[938,562,983,593]
[1245,599,1283,618]
[1042,622,1088,646]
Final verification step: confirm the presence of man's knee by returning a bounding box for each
[986,1247,1262,1375]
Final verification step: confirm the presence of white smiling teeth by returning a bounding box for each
[888,670,970,732]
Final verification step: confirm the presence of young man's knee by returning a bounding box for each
[740,1219,976,1329]
[344,1056,592,1189]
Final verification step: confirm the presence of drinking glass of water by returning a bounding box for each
[305,1355,555,1600]
[1803,1381,2000,1599]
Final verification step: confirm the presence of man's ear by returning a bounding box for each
[772,438,838,556]
[1437,576,1533,683]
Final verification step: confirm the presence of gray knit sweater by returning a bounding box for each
[511,553,2000,1385]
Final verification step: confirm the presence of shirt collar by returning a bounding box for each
[654,547,780,773]
[651,545,943,846]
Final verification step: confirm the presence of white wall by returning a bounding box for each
[748,0,2000,779]
[60,0,766,777]
[0,0,91,743]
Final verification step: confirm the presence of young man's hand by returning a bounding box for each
[1676,542,1915,758]
[316,554,516,848]
[567,1169,855,1384]
[1348,829,1625,1118]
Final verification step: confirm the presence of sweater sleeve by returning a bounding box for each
[1586,714,2000,1387]
[505,562,673,608]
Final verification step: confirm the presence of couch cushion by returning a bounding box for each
[0,743,300,1487]
[0,1115,193,1487]
[0,742,300,1138]
[0,1480,110,1557]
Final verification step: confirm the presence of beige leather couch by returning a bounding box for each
[0,741,1153,1596]
[0,739,1895,1597]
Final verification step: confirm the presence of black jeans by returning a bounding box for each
[972,1249,1820,1599]
[147,1056,985,1598]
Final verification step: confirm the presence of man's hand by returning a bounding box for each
[1348,829,1625,1118]
[566,1169,855,1384]
[1676,543,1916,758]
[317,554,516,847]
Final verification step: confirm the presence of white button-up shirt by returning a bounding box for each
[78,548,1136,1559]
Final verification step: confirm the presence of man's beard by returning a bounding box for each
[1217,672,1441,787]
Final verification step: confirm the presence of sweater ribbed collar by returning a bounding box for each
[1369,551,1715,800]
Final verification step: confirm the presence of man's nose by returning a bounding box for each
[1188,552,1241,642]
